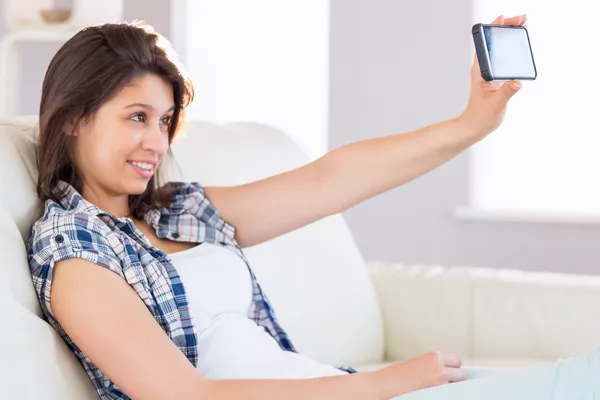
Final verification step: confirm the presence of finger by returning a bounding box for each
[481,80,498,92]
[502,15,524,26]
[520,14,528,26]
[440,352,463,368]
[491,15,505,25]
[470,53,479,75]
[470,53,489,83]
[445,367,467,383]
[502,79,522,96]
[470,60,498,86]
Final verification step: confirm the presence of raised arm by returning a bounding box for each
[206,118,479,248]
[52,258,463,399]
[205,14,525,249]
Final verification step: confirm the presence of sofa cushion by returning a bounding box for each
[0,118,40,242]
[0,199,98,399]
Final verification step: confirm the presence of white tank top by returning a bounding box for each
[169,243,347,379]
[168,242,253,329]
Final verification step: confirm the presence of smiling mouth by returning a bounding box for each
[127,161,155,178]
[130,161,153,171]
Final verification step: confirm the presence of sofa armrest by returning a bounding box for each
[366,261,600,362]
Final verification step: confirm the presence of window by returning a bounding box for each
[173,0,330,160]
[466,1,600,219]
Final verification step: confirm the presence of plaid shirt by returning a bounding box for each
[28,181,306,400]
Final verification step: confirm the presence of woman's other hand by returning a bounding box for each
[374,350,467,398]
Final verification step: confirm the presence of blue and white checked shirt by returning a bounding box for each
[28,181,304,399]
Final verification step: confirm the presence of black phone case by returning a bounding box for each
[472,23,537,82]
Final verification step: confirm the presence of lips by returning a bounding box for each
[127,160,155,179]
[130,161,153,170]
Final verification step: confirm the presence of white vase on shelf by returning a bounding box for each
[0,0,124,117]
[2,0,124,32]
[3,0,54,30]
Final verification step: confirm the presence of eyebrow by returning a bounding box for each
[124,103,175,113]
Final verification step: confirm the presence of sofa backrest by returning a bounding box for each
[0,118,98,399]
[0,118,383,397]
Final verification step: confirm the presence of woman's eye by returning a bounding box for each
[160,116,172,126]
[130,113,146,123]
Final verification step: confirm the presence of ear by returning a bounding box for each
[63,120,77,136]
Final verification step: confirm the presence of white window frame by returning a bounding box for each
[456,2,600,225]
[169,0,330,160]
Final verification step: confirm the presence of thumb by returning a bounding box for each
[499,80,522,101]
[445,366,467,383]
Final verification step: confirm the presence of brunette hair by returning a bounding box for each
[36,21,193,218]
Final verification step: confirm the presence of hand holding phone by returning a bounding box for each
[472,22,537,82]
[459,15,527,139]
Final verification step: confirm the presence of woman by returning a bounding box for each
[28,15,598,400]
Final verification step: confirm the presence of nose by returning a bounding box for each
[141,122,168,156]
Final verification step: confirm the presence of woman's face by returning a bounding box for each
[73,73,175,200]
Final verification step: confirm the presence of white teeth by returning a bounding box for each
[131,161,152,171]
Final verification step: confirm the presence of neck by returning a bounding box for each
[81,184,130,218]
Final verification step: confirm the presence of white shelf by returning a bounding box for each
[0,27,79,117]
[3,27,78,42]
[454,206,600,226]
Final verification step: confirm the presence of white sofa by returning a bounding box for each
[2,116,600,399]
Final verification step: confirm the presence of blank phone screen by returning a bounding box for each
[483,26,536,79]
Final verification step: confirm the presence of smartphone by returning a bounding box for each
[472,23,537,82]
